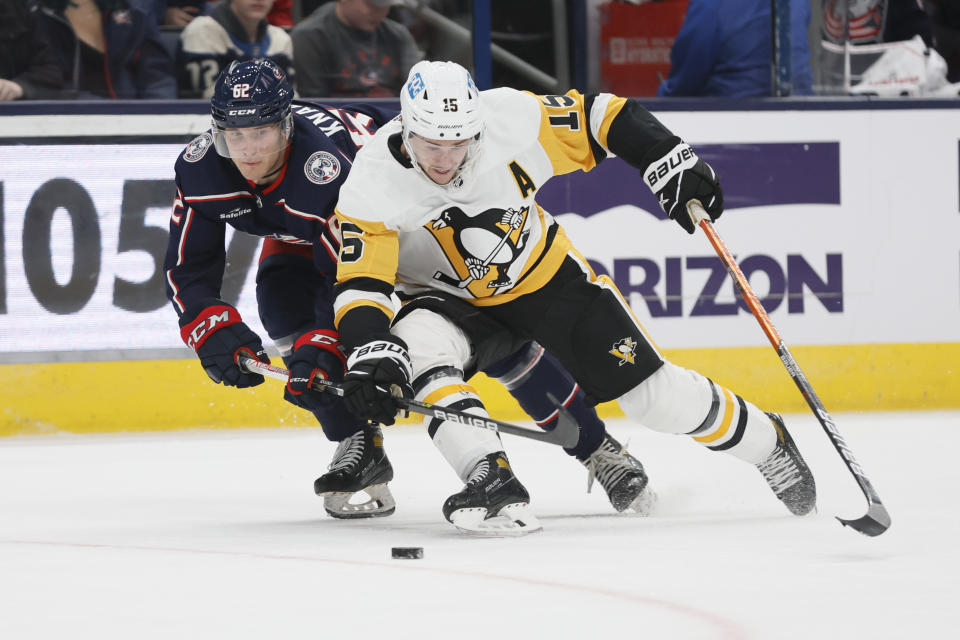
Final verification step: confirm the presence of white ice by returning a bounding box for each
[1,411,957,639]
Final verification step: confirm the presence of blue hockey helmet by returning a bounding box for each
[210,59,294,158]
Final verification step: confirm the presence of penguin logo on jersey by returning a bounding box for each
[183,133,213,163]
[610,337,637,366]
[304,151,341,184]
[428,205,529,292]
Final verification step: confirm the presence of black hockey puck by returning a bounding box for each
[391,546,423,559]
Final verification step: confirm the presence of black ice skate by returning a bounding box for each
[581,434,656,515]
[442,452,541,536]
[314,425,396,519]
[756,413,817,516]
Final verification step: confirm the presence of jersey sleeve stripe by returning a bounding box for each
[176,207,195,266]
[334,275,396,299]
[318,233,338,264]
[333,295,395,328]
[277,199,327,222]
[184,192,255,203]
[590,93,627,155]
[166,269,185,313]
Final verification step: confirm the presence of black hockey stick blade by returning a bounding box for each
[837,501,891,537]
[237,355,578,447]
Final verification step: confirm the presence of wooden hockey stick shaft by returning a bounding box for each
[237,354,580,448]
[687,201,890,537]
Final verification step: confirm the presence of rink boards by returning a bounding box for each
[0,100,958,434]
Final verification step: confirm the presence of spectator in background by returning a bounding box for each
[177,0,293,98]
[136,0,205,27]
[163,1,203,27]
[658,0,813,97]
[291,0,421,97]
[37,0,176,99]
[0,0,64,100]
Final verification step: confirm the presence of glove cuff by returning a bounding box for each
[293,329,347,367]
[180,304,241,351]
[643,142,698,194]
[347,337,412,379]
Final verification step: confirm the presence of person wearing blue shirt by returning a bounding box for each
[658,0,813,97]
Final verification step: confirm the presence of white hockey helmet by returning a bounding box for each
[400,61,483,183]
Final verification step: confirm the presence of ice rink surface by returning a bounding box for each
[1,411,957,639]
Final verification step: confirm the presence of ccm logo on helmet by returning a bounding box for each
[228,109,257,116]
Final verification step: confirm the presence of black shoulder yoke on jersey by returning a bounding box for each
[163,100,397,317]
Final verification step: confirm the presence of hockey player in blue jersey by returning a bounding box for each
[163,58,653,524]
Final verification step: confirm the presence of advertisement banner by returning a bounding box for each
[0,103,957,431]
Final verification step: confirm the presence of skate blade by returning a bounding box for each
[322,483,396,519]
[449,502,542,537]
[622,487,657,516]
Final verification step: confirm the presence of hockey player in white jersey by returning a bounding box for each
[332,60,816,535]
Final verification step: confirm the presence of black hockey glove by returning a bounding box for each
[180,301,269,388]
[642,141,723,234]
[342,335,413,426]
[284,329,346,411]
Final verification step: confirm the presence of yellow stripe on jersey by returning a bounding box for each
[593,95,628,150]
[529,90,625,176]
[694,387,736,443]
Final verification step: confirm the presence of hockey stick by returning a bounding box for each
[237,354,580,448]
[687,201,890,537]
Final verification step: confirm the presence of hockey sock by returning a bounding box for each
[484,343,605,459]
[415,365,504,482]
[618,361,776,464]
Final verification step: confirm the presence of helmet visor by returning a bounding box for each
[212,116,292,159]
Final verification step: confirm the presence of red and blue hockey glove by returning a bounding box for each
[180,301,269,388]
[342,335,413,426]
[643,141,723,234]
[285,329,346,411]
